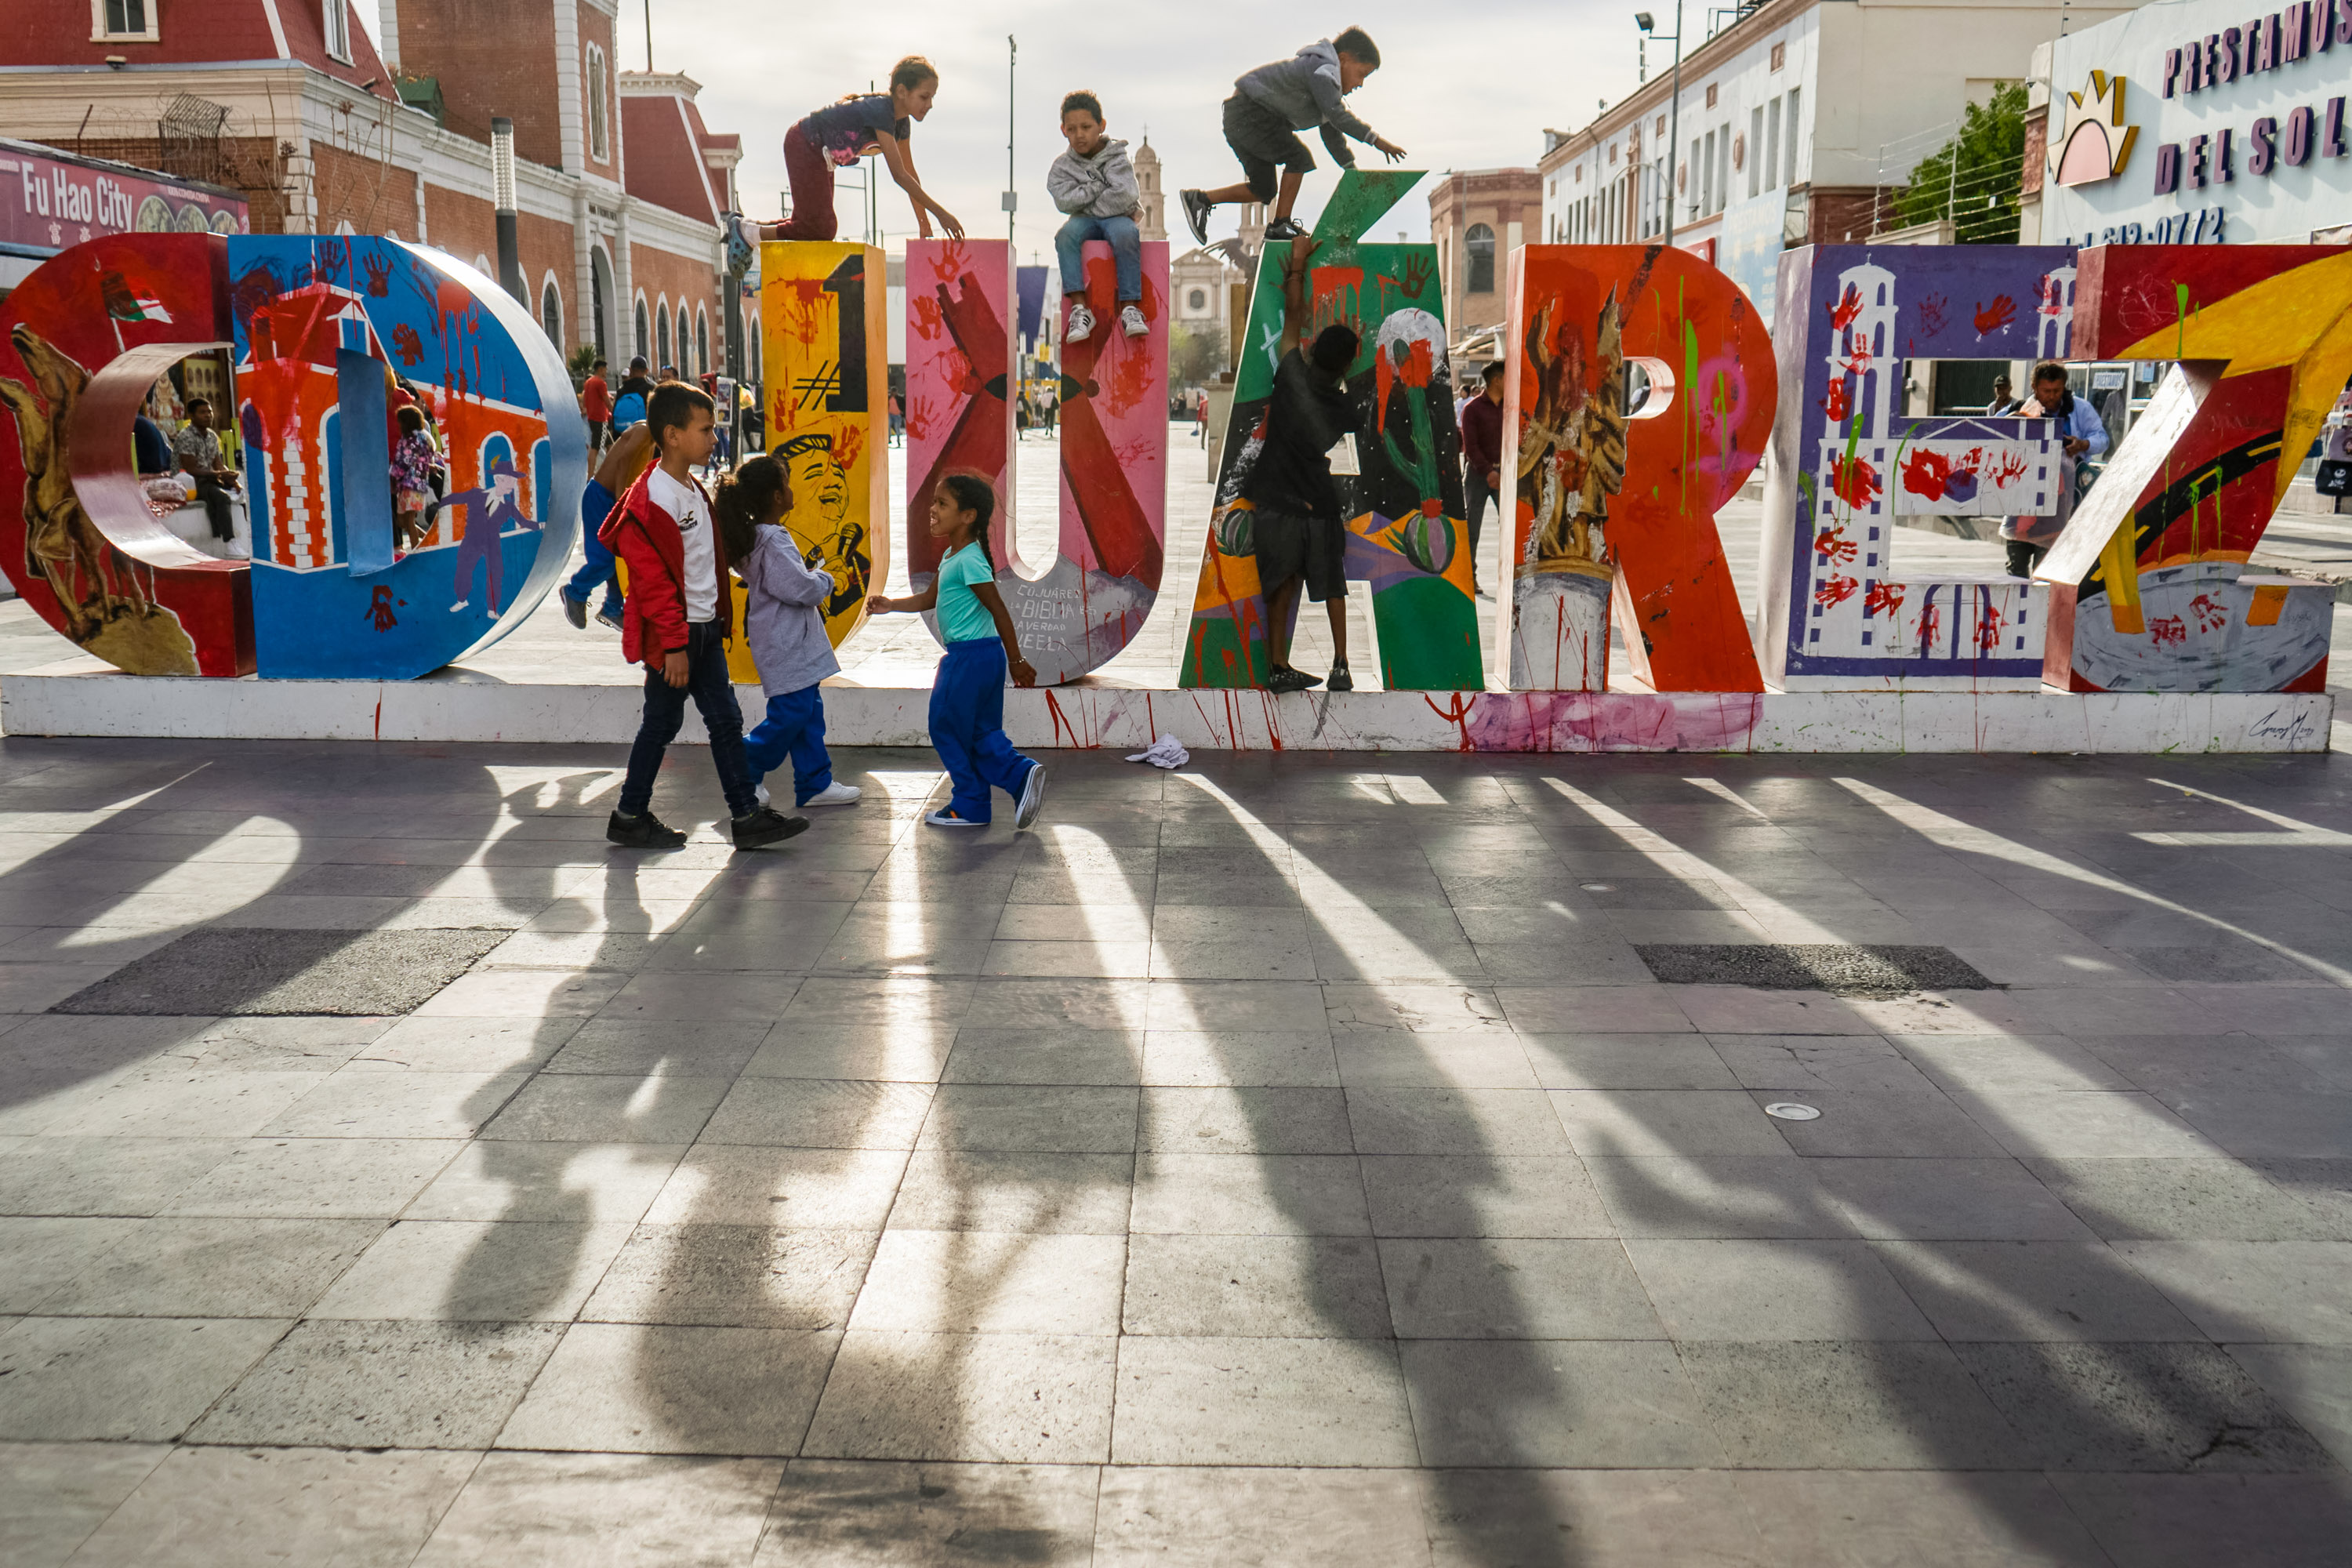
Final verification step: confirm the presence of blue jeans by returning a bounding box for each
[929,638,1036,823]
[1055,214,1142,303]
[566,479,623,616]
[744,684,834,806]
[619,620,757,819]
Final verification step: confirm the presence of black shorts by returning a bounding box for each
[1223,93,1313,203]
[1250,509,1347,602]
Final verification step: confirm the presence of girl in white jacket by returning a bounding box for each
[715,457,862,810]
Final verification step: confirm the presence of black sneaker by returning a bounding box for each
[730,806,810,851]
[1266,666,1314,694]
[607,810,688,848]
[1180,188,1212,245]
[1327,661,1354,692]
[1264,216,1310,241]
[561,593,587,630]
[594,602,624,631]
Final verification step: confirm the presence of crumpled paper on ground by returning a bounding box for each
[1124,733,1190,770]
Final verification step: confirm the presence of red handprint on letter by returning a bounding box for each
[1973,296,2017,336]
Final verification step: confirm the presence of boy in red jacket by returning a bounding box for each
[601,383,807,851]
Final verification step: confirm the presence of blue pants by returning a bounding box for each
[744,684,834,806]
[930,638,1036,824]
[1055,214,1142,304]
[619,620,756,819]
[566,479,624,616]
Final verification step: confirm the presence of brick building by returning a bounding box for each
[1428,168,1543,356]
[0,0,742,377]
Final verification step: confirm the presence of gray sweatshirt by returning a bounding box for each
[1047,137,1142,220]
[736,524,840,697]
[1236,39,1377,162]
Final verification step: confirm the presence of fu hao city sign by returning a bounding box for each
[2045,0,2352,246]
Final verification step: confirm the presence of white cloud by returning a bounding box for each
[355,0,1646,252]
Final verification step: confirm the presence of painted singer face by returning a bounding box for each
[790,447,847,521]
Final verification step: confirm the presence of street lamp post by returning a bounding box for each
[1636,5,1686,245]
[490,116,525,307]
[1004,36,1019,249]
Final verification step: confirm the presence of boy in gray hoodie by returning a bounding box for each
[1049,91,1147,343]
[1180,28,1405,245]
[715,456,862,811]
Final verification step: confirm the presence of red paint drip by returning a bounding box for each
[1422,692,1475,752]
[1044,689,1087,749]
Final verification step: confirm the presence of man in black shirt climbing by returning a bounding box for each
[1242,234,1359,692]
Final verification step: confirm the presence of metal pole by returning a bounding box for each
[490,116,525,307]
[1664,0,1686,244]
[1006,35,1018,249]
[643,0,652,71]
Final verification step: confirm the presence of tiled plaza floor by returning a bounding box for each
[1,737,2350,1565]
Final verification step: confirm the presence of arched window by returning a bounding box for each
[655,300,671,371]
[1465,223,1496,296]
[539,278,562,346]
[633,297,649,361]
[478,433,515,514]
[695,308,710,379]
[584,43,610,164]
[590,246,612,358]
[1188,288,1207,311]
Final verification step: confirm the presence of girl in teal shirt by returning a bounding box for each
[866,474,1047,829]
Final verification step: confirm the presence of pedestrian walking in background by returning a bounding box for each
[1459,361,1504,597]
[2002,361,2107,578]
[580,358,612,454]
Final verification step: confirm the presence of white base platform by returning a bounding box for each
[0,673,2331,753]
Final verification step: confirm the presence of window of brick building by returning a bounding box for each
[93,0,158,41]
[1465,223,1495,295]
[634,298,649,362]
[656,300,671,371]
[695,309,710,378]
[541,279,562,347]
[323,1,351,63]
[586,45,611,164]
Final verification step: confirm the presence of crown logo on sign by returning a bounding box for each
[2050,71,2138,187]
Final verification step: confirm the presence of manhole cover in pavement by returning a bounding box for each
[1633,943,1996,996]
[51,927,506,1017]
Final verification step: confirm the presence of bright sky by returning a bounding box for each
[354,1,1652,254]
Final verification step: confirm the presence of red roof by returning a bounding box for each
[619,87,723,224]
[0,0,391,97]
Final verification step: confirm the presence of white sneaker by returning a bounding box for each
[1120,303,1147,339]
[1065,301,1096,343]
[925,808,987,829]
[1014,763,1047,830]
[804,782,862,806]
